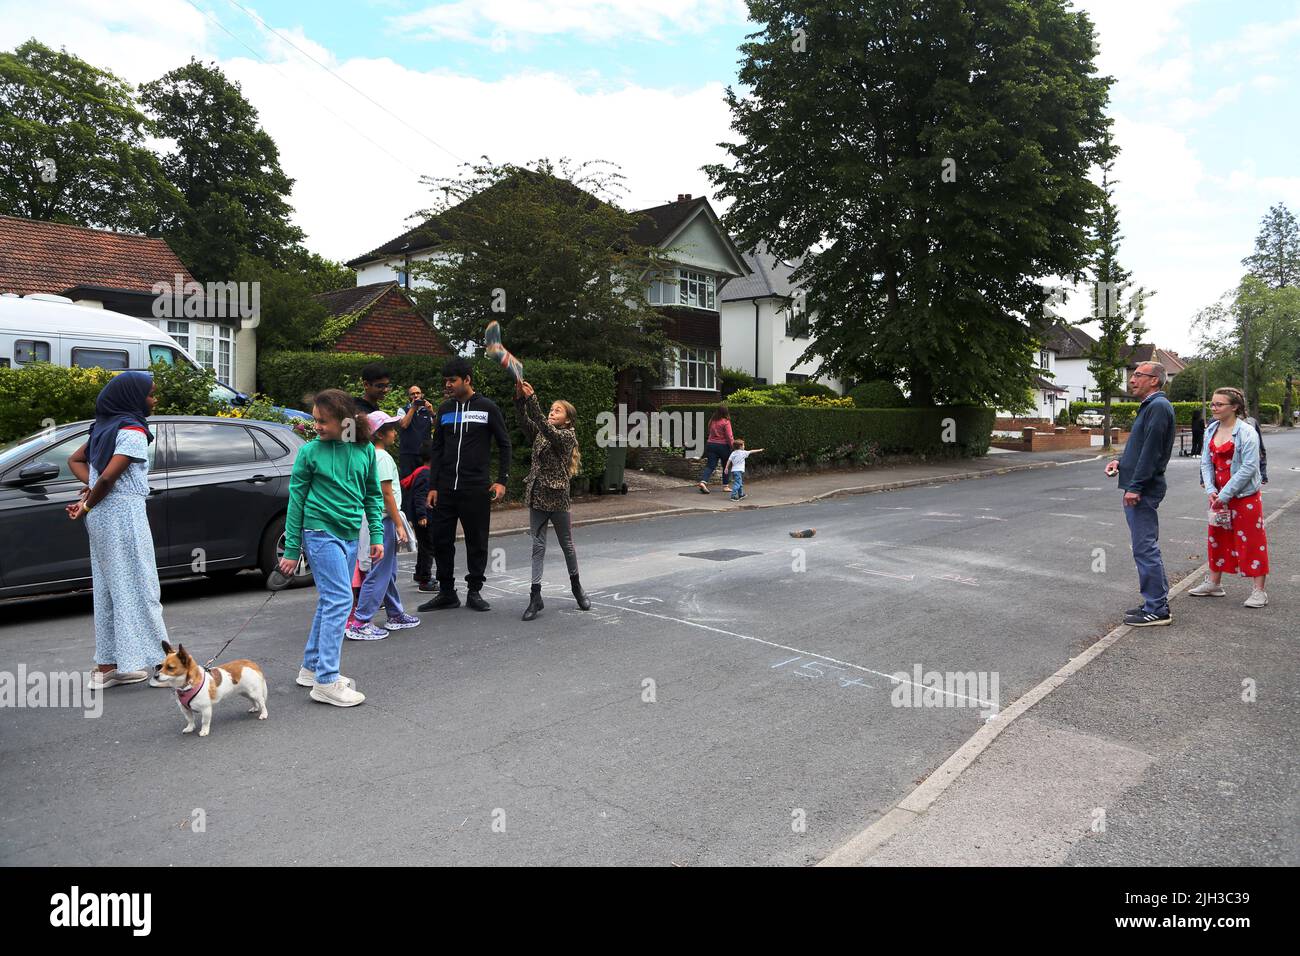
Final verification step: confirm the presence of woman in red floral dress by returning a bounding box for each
[1190,387,1269,607]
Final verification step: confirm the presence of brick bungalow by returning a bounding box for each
[311,281,450,358]
[0,214,257,393]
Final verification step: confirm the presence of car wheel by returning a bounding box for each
[260,514,313,591]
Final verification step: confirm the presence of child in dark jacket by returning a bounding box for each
[402,441,435,591]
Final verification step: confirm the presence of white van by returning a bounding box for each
[0,292,260,409]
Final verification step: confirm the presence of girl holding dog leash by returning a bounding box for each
[280,389,385,707]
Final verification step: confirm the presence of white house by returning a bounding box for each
[718,244,843,393]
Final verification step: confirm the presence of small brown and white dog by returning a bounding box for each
[155,641,268,737]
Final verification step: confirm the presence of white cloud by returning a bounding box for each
[391,0,749,47]
[0,0,212,85]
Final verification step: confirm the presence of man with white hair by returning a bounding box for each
[1104,361,1176,626]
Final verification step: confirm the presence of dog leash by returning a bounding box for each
[202,589,278,670]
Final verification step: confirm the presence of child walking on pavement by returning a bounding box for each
[726,440,763,500]
[347,411,421,639]
[513,380,591,621]
[280,390,384,707]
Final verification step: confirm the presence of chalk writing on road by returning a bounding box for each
[771,656,871,689]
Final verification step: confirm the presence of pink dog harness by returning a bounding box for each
[177,670,207,712]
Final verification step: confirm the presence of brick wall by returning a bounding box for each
[333,288,450,357]
[990,427,1132,452]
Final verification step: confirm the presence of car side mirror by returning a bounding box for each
[10,462,60,484]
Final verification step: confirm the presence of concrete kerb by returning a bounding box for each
[817,485,1300,868]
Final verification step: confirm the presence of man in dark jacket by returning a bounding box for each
[417,357,511,612]
[1105,362,1175,626]
[398,384,435,477]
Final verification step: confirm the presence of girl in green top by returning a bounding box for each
[279,389,384,707]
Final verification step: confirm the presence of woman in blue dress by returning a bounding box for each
[66,371,170,689]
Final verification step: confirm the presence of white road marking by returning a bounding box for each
[975,516,1006,521]
[1048,513,1088,518]
[848,565,916,581]
[479,583,993,708]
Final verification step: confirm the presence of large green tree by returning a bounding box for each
[0,39,178,231]
[1193,275,1300,417]
[236,250,354,357]
[406,158,673,370]
[704,0,1113,407]
[140,59,303,281]
[1242,202,1300,289]
[1079,139,1149,448]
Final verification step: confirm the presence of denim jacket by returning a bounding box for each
[1200,419,1262,501]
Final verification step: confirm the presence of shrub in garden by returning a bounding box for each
[849,379,907,408]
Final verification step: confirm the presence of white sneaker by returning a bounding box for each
[296,668,355,690]
[1243,590,1268,608]
[1188,579,1226,597]
[89,669,148,689]
[309,678,366,707]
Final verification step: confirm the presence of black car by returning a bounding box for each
[0,415,314,599]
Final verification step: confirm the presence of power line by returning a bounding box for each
[223,0,465,165]
[179,0,426,180]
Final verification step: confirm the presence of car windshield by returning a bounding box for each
[211,381,241,405]
[0,431,65,471]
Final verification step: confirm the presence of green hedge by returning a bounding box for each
[0,362,222,444]
[662,404,994,463]
[0,364,112,443]
[850,380,908,408]
[1070,401,1282,428]
[259,350,614,496]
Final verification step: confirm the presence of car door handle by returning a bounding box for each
[149,486,164,496]
[246,474,273,484]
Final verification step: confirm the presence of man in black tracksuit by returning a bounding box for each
[417,357,511,612]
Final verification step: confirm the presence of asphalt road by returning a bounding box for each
[3,433,1297,865]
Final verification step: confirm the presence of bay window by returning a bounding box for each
[157,320,235,383]
[661,346,718,390]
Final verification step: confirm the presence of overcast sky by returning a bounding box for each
[3,0,1298,354]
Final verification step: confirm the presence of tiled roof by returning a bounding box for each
[1124,344,1187,373]
[629,195,710,247]
[346,170,602,268]
[313,281,395,318]
[348,175,748,277]
[0,214,194,296]
[720,243,803,301]
[1042,321,1097,359]
[1034,375,1068,393]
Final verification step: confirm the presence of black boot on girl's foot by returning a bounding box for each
[522,585,544,621]
[571,574,592,611]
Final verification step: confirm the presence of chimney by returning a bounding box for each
[676,193,692,202]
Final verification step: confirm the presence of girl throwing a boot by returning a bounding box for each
[514,380,590,620]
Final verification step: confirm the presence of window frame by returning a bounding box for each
[658,345,719,391]
[71,346,130,370]
[14,339,52,365]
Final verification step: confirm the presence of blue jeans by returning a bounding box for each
[301,529,359,685]
[354,518,404,623]
[699,442,731,483]
[1124,494,1169,615]
[729,472,745,499]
